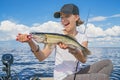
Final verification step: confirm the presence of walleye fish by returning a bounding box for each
[30,32,91,57]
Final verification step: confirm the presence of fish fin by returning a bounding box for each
[67,44,76,49]
[68,44,91,57]
[81,47,91,57]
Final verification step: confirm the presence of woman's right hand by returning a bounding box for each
[16,33,32,43]
[57,42,68,49]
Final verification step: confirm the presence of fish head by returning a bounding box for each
[30,32,46,43]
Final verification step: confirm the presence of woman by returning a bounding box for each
[16,4,113,80]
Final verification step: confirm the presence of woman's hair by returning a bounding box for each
[76,18,84,26]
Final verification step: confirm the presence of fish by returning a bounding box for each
[30,32,91,57]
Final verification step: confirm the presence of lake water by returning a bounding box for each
[0,46,120,80]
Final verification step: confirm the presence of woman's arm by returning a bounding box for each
[16,33,54,61]
[28,40,54,61]
[58,41,88,63]
[68,41,88,63]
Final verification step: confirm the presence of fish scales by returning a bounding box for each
[45,34,81,49]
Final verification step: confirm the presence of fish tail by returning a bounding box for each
[81,48,91,57]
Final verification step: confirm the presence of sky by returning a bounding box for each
[0,0,120,47]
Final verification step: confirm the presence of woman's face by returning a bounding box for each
[60,13,79,32]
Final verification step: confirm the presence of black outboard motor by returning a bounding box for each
[1,54,13,80]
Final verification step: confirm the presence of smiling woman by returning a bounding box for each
[15,3,114,80]
[0,0,120,80]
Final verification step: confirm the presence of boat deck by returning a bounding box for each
[40,77,53,80]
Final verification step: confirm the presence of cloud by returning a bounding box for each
[89,13,120,22]
[86,23,105,37]
[30,21,63,33]
[86,24,120,37]
[0,20,120,47]
[83,23,120,47]
[0,20,30,41]
[89,16,107,22]
[105,25,120,36]
[110,14,120,18]
[0,20,63,41]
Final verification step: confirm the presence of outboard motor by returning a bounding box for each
[1,54,13,80]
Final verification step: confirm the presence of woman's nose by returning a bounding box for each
[61,17,66,22]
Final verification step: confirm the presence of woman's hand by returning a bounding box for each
[57,42,77,52]
[57,42,78,53]
[16,33,31,43]
[57,42,68,49]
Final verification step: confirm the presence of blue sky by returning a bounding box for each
[0,0,120,47]
[1,0,120,27]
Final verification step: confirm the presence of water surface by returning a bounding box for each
[0,47,120,80]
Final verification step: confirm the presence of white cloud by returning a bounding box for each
[110,14,120,18]
[0,20,120,47]
[105,25,120,36]
[86,23,105,37]
[0,20,30,41]
[89,16,107,22]
[0,20,63,41]
[85,23,120,38]
[84,23,120,47]
[0,20,30,32]
[89,13,120,22]
[30,21,63,33]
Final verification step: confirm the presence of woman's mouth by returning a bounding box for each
[64,23,70,26]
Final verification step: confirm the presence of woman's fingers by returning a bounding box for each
[16,33,31,42]
[57,42,68,49]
